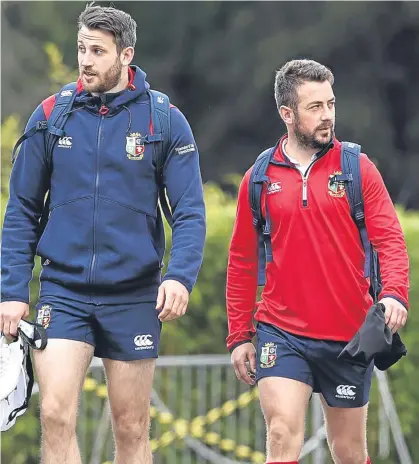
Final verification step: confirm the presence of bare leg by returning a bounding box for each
[103,357,156,464]
[259,377,312,461]
[321,395,369,464]
[33,339,94,464]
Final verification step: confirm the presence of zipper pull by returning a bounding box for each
[302,178,308,207]
[99,94,109,115]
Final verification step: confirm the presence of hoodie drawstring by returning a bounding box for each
[99,94,109,116]
[122,106,132,133]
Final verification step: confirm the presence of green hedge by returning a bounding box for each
[1,45,418,461]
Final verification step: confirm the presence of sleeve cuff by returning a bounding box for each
[228,339,253,354]
[0,297,30,305]
[161,275,193,294]
[379,293,409,310]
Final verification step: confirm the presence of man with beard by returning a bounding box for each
[226,59,409,464]
[1,4,205,463]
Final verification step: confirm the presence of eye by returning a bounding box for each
[78,45,85,52]
[94,48,104,55]
[328,101,336,108]
[310,104,320,110]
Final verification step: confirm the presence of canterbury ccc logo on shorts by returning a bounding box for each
[134,334,153,347]
[336,384,356,397]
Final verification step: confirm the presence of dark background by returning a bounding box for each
[1,3,419,463]
[2,1,419,208]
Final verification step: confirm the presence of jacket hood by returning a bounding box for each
[74,65,150,114]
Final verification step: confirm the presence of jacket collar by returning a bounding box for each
[74,65,150,114]
[271,134,336,166]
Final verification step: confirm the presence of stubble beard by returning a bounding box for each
[81,58,123,94]
[294,113,335,151]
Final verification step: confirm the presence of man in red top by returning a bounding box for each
[226,59,409,464]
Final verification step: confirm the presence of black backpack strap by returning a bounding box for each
[11,121,48,164]
[6,341,34,425]
[249,147,276,286]
[334,142,381,301]
[145,89,173,226]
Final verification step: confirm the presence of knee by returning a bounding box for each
[268,417,303,450]
[330,438,367,464]
[40,398,76,434]
[113,411,150,444]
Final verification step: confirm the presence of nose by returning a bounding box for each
[80,51,93,68]
[321,105,334,121]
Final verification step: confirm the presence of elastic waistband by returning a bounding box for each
[40,280,159,305]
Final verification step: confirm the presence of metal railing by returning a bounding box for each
[31,355,411,464]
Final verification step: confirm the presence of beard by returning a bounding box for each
[294,113,335,150]
[80,58,123,94]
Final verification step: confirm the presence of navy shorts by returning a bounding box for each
[35,296,162,361]
[256,322,374,408]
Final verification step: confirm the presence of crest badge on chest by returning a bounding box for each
[328,171,346,198]
[126,132,145,160]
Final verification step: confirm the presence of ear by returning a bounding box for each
[279,105,294,125]
[120,46,134,66]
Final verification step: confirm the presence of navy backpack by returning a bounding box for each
[12,82,174,235]
[248,141,382,301]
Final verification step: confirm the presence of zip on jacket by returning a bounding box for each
[226,136,409,352]
[1,66,206,304]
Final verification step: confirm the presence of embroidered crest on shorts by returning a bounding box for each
[126,132,145,160]
[36,305,52,329]
[260,342,277,368]
[328,171,346,198]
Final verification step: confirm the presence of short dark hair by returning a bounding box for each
[78,3,137,53]
[274,59,334,111]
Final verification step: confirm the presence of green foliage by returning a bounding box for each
[3,2,419,208]
[44,43,79,92]
[160,182,237,355]
[385,209,419,441]
[1,115,20,221]
[1,37,419,463]
[0,400,40,464]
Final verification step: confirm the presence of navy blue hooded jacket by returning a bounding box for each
[1,66,206,304]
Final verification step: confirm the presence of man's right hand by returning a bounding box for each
[231,342,257,385]
[0,302,30,338]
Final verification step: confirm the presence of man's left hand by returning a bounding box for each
[156,280,189,322]
[380,297,408,333]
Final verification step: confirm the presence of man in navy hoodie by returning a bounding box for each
[0,5,206,463]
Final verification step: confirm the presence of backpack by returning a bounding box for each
[248,141,382,302]
[11,82,173,237]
